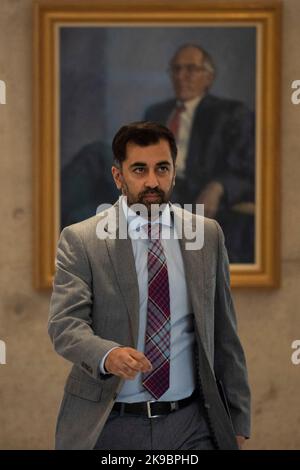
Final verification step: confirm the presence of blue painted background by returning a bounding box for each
[60,26,256,167]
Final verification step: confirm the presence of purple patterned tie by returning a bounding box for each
[142,223,170,400]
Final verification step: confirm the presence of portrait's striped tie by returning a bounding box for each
[142,223,171,400]
[167,102,186,139]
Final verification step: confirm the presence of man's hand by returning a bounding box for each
[196,181,224,218]
[104,347,153,380]
[236,435,246,449]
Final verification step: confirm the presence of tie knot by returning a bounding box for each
[144,223,161,240]
[176,102,186,113]
[167,103,186,138]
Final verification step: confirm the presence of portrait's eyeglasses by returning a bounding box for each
[167,64,207,76]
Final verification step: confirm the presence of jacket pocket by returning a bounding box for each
[65,375,103,402]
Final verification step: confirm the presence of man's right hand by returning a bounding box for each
[104,347,153,380]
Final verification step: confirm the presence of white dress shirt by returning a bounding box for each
[100,196,197,402]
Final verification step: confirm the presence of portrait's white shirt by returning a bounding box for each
[175,95,203,178]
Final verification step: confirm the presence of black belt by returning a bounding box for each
[112,390,198,419]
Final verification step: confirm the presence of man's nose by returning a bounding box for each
[145,171,159,188]
[177,70,187,80]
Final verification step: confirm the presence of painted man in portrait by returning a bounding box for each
[144,44,255,263]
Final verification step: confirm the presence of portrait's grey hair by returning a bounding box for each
[171,43,216,78]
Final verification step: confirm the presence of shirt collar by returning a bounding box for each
[120,195,172,235]
[177,94,203,116]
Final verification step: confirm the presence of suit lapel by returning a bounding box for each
[103,201,140,347]
[187,94,214,169]
[161,100,177,123]
[171,205,212,366]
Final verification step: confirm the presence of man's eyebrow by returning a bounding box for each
[156,161,172,166]
[129,162,147,169]
[129,161,172,169]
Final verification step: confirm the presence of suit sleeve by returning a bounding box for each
[48,226,121,380]
[215,103,255,207]
[213,221,251,437]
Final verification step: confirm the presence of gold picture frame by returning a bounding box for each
[33,0,281,288]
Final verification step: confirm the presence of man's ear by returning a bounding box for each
[172,170,176,186]
[111,165,123,190]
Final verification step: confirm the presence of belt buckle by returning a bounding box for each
[146,401,160,419]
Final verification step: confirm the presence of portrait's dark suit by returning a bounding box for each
[61,141,119,229]
[49,201,251,450]
[145,94,255,263]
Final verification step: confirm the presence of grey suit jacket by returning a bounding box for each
[48,201,251,450]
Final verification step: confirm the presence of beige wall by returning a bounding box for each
[0,0,300,450]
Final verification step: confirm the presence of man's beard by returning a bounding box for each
[121,182,174,215]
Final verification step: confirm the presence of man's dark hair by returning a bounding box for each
[112,121,177,167]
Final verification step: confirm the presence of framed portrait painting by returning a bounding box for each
[33,0,281,288]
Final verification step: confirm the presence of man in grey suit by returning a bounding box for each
[49,121,250,450]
